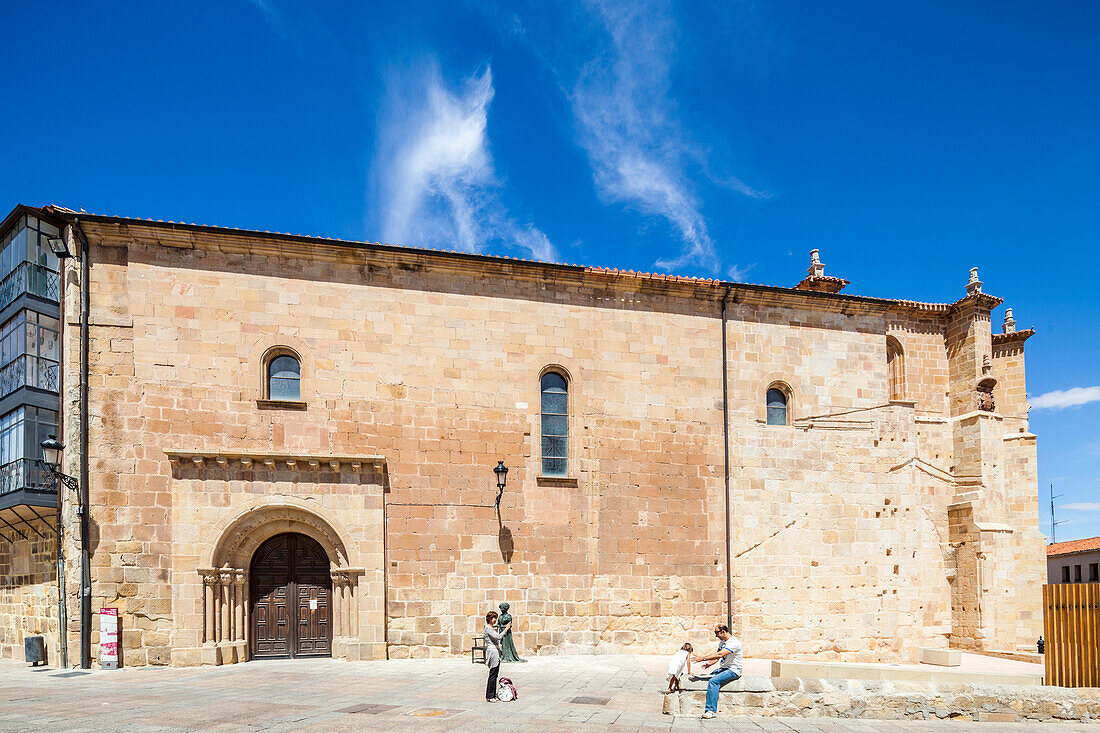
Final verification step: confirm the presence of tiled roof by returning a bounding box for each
[993,329,1035,345]
[1047,537,1100,556]
[42,206,1000,315]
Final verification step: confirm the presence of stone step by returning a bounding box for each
[771,659,1041,686]
[663,676,1099,722]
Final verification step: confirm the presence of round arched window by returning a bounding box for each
[766,387,789,426]
[541,371,568,475]
[268,354,301,401]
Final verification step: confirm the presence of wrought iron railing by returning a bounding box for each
[0,355,59,398]
[0,262,60,312]
[0,458,55,496]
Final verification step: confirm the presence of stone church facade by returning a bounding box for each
[7,205,1045,666]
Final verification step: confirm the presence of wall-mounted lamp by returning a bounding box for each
[41,435,79,495]
[493,460,508,509]
[46,237,74,259]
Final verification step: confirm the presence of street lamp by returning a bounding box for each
[41,435,83,669]
[41,435,78,493]
[493,461,508,509]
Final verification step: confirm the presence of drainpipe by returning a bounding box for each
[721,284,733,633]
[73,218,91,669]
[55,238,68,668]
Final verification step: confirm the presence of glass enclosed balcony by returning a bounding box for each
[0,262,59,312]
[0,310,59,399]
[0,457,53,497]
[0,406,58,510]
[0,214,60,311]
[0,355,59,397]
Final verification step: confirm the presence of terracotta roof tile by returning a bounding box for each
[1047,536,1100,556]
[993,329,1035,345]
[42,206,1001,315]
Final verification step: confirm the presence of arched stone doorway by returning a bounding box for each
[250,533,333,659]
[196,499,369,665]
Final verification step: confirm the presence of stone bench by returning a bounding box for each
[663,675,1100,722]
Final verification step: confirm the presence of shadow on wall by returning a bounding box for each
[498,524,514,564]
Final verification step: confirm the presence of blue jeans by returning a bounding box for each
[705,668,741,712]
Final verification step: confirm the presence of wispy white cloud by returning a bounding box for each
[567,0,766,273]
[1062,503,1100,512]
[247,0,302,52]
[373,62,556,260]
[247,0,284,33]
[727,263,756,282]
[246,1,339,58]
[1030,386,1100,410]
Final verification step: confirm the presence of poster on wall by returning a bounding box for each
[100,608,119,670]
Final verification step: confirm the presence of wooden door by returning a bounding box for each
[251,534,292,658]
[292,534,332,657]
[250,533,332,659]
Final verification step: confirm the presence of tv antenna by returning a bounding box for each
[1050,483,1066,545]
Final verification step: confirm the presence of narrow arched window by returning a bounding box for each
[541,371,568,476]
[268,354,301,401]
[766,388,788,426]
[887,337,906,400]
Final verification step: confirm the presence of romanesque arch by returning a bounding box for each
[204,499,356,570]
[196,499,364,664]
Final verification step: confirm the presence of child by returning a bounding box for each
[665,642,693,693]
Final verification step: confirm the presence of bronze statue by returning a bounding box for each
[497,601,526,663]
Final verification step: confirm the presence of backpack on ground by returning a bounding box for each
[497,677,518,702]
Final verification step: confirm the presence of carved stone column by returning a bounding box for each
[347,575,357,638]
[234,570,247,643]
[200,569,218,644]
[330,569,346,638]
[229,578,237,643]
[220,569,233,644]
[214,572,223,643]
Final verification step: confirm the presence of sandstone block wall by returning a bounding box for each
[0,528,57,662]
[55,219,1045,665]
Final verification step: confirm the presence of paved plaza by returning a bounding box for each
[0,655,1092,732]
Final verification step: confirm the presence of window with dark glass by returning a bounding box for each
[1075,565,1082,583]
[268,355,301,401]
[540,372,568,476]
[766,388,788,426]
[1063,566,1071,583]
[1090,563,1098,582]
[0,405,57,495]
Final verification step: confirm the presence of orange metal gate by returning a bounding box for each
[1043,583,1100,687]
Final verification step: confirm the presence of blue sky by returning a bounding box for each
[4,1,1098,540]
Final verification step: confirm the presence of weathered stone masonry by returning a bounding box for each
[43,214,1043,666]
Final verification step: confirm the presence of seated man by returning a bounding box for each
[691,624,743,720]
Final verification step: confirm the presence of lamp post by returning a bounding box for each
[49,217,92,670]
[41,435,83,669]
[493,461,509,509]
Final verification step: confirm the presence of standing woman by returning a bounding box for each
[483,609,509,702]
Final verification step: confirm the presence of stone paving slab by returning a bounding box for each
[0,655,1091,732]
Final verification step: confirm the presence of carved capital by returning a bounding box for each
[199,568,219,586]
[233,569,247,586]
